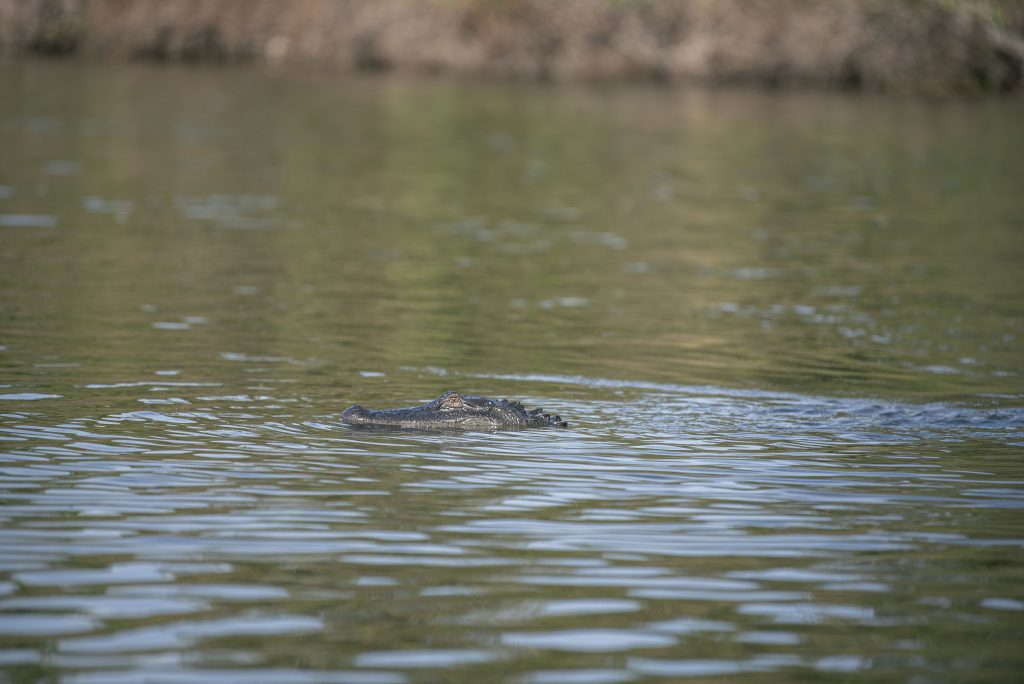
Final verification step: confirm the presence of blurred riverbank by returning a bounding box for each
[2,0,1023,95]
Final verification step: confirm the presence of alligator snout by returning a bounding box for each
[341,404,369,424]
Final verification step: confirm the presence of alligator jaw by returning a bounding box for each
[341,404,488,429]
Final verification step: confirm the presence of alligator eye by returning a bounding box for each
[440,393,465,409]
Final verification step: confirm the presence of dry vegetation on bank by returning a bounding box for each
[2,0,1023,94]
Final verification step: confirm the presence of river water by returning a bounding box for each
[1,62,1022,683]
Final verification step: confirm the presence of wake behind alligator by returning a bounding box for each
[341,390,568,430]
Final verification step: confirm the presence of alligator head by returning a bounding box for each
[341,390,568,430]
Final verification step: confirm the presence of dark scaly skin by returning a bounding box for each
[341,390,568,430]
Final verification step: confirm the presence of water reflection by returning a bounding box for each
[1,60,1023,681]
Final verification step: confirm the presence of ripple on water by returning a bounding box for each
[107,583,289,601]
[736,602,878,625]
[734,630,803,645]
[0,613,100,635]
[459,598,641,626]
[0,214,57,227]
[0,649,41,665]
[0,375,1022,682]
[0,595,208,618]
[0,393,63,400]
[14,562,230,588]
[353,649,498,668]
[501,629,677,652]
[58,613,324,653]
[627,655,803,677]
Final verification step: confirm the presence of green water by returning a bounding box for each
[0,61,1022,683]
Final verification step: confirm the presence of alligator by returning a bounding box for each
[341,390,568,430]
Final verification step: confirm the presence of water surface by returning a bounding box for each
[1,62,1022,683]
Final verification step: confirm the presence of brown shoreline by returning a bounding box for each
[2,0,1023,95]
